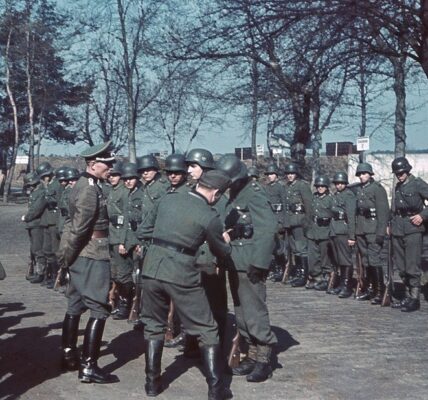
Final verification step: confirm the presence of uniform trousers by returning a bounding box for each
[141,277,219,346]
[228,270,277,346]
[330,235,353,267]
[392,233,422,288]
[109,244,134,284]
[43,225,60,264]
[66,256,111,319]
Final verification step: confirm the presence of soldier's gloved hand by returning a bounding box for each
[375,235,384,247]
[247,265,266,284]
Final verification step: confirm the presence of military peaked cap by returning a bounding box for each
[80,140,115,162]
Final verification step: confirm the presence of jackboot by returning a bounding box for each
[30,262,46,284]
[231,344,257,375]
[61,313,80,371]
[356,266,374,301]
[314,274,329,291]
[327,266,345,295]
[26,257,36,280]
[287,255,302,285]
[144,339,164,396]
[401,287,420,312]
[113,282,133,320]
[246,344,273,383]
[370,267,385,305]
[40,263,51,287]
[78,318,119,383]
[291,256,308,287]
[47,262,59,289]
[201,344,231,400]
[338,266,353,298]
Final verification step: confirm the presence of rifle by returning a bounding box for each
[354,249,364,298]
[128,246,147,323]
[165,301,175,342]
[228,325,241,369]
[108,281,118,311]
[381,235,393,307]
[281,249,293,284]
[327,268,337,292]
[53,267,70,291]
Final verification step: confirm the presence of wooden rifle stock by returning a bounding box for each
[165,301,175,341]
[228,329,241,369]
[381,235,393,307]
[355,249,364,298]
[108,281,118,311]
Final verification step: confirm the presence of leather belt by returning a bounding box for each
[313,217,331,227]
[91,230,108,239]
[395,209,420,217]
[151,238,196,256]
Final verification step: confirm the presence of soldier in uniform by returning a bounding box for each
[32,161,61,285]
[186,148,216,181]
[282,163,313,287]
[106,161,129,317]
[57,168,80,237]
[22,172,47,281]
[58,141,118,384]
[164,153,189,193]
[330,172,356,298]
[137,154,169,213]
[263,164,286,282]
[390,157,428,312]
[139,170,232,400]
[217,154,277,383]
[305,176,334,291]
[247,166,260,182]
[354,162,389,305]
[116,162,144,320]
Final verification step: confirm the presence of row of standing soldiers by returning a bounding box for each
[22,145,279,400]
[260,157,428,313]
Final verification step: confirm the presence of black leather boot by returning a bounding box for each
[113,282,133,320]
[291,256,308,287]
[371,267,384,305]
[231,344,257,375]
[201,344,231,400]
[30,262,45,284]
[356,266,374,300]
[79,318,119,383]
[338,266,353,298]
[401,287,420,312]
[145,339,164,396]
[62,313,80,371]
[246,344,273,383]
[314,274,329,291]
[287,255,301,285]
[47,262,59,289]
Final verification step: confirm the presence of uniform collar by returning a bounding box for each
[82,171,99,184]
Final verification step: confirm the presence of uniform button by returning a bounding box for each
[239,242,242,246]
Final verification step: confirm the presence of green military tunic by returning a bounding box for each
[355,179,389,268]
[141,173,169,215]
[330,188,356,267]
[59,172,111,319]
[107,181,129,283]
[57,186,71,236]
[307,191,334,278]
[225,181,277,346]
[40,178,63,263]
[282,179,313,257]
[24,183,47,271]
[391,174,428,288]
[139,190,231,344]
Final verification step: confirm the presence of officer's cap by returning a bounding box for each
[199,170,231,192]
[80,140,115,163]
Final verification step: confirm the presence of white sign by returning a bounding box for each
[16,155,29,164]
[256,144,264,156]
[159,150,169,159]
[356,137,370,151]
[272,148,283,156]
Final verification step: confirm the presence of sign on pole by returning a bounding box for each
[356,137,370,151]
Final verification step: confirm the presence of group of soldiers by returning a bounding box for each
[21,143,427,399]
[260,157,428,313]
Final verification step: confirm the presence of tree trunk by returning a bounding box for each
[421,0,428,79]
[358,56,367,163]
[26,22,35,172]
[391,54,407,158]
[250,58,259,164]
[311,88,321,184]
[3,29,20,203]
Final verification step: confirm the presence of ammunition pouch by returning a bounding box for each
[110,215,124,226]
[129,220,138,231]
[60,208,69,217]
[286,203,305,214]
[313,217,331,227]
[395,208,422,217]
[332,210,347,221]
[230,223,254,240]
[271,203,283,213]
[357,207,377,219]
